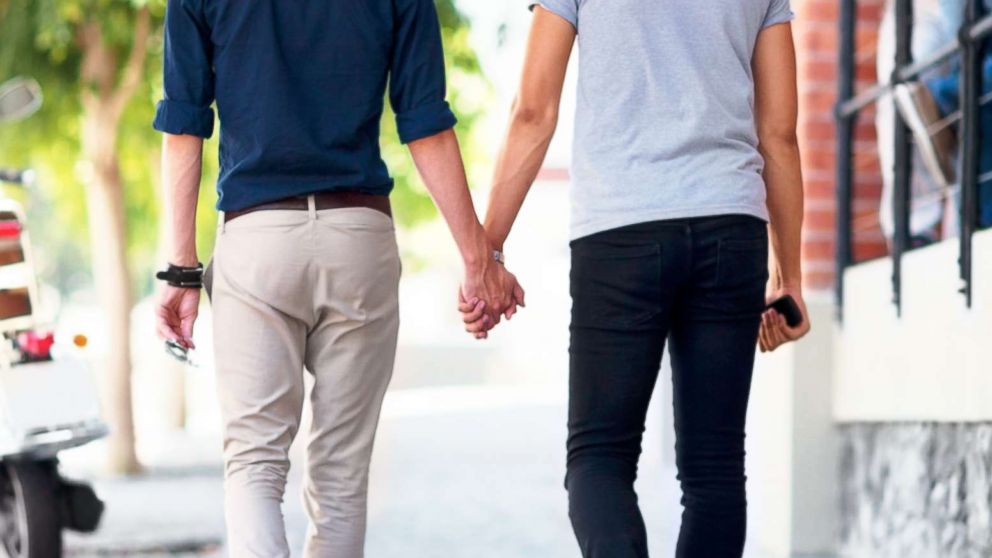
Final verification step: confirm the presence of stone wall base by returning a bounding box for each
[839,423,992,558]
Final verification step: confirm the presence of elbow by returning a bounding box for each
[164,132,205,151]
[757,125,799,154]
[162,133,206,167]
[510,97,559,140]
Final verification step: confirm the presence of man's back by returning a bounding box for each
[534,0,793,240]
[154,0,456,211]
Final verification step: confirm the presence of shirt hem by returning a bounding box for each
[570,204,770,241]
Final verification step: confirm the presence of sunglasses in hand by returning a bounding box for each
[165,339,199,368]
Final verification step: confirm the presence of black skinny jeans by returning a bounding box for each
[566,215,768,558]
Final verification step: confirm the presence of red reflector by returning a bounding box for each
[17,331,54,360]
[0,221,21,239]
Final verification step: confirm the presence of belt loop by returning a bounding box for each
[307,194,317,220]
[219,211,227,234]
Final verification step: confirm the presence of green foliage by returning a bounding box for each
[0,0,486,297]
[380,1,489,228]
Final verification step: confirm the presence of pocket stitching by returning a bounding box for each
[716,237,769,286]
[571,245,663,328]
[314,208,394,233]
[720,237,767,251]
[572,243,660,260]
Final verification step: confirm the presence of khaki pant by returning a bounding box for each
[210,198,400,557]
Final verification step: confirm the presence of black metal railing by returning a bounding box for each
[835,0,990,320]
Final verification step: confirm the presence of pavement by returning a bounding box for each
[59,384,782,558]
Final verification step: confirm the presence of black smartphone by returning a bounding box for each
[766,295,803,328]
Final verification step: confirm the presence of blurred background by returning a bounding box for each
[0,0,989,557]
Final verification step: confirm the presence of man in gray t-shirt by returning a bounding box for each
[462,2,809,556]
[533,0,794,240]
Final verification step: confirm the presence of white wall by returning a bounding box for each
[748,296,839,558]
[835,228,992,422]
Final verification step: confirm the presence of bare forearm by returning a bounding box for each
[484,8,573,250]
[408,129,488,266]
[162,134,204,267]
[484,104,557,250]
[751,25,811,347]
[761,137,804,288]
[751,22,803,290]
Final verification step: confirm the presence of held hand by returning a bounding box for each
[458,266,525,340]
[458,292,491,339]
[460,250,520,320]
[156,285,201,349]
[461,257,509,326]
[759,286,811,353]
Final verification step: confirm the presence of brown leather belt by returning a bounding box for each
[224,191,392,223]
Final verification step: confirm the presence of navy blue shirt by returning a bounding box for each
[153,0,457,211]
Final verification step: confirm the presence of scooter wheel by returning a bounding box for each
[0,460,62,558]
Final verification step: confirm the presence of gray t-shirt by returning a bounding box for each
[530,0,794,239]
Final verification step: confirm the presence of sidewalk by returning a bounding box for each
[61,385,778,558]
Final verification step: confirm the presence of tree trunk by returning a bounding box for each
[81,109,140,475]
[75,9,151,475]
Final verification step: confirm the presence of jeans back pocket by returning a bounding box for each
[570,242,663,330]
[714,235,769,315]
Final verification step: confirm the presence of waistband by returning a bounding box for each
[223,191,391,224]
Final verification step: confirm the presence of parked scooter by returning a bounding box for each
[0,78,107,557]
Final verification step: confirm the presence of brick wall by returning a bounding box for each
[795,0,890,292]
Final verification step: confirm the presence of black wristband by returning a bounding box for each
[156,263,204,289]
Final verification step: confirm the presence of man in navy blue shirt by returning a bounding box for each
[153,1,523,555]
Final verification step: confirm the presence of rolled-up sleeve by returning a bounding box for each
[389,0,457,144]
[153,0,216,138]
